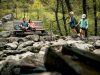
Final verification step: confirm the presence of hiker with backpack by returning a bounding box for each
[77,14,88,39]
[69,11,78,36]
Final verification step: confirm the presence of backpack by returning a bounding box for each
[74,18,78,25]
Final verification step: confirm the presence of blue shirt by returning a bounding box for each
[21,21,28,27]
[80,19,88,29]
[70,16,76,27]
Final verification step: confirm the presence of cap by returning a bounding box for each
[82,14,86,18]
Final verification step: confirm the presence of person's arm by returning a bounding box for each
[86,20,88,29]
[19,23,23,27]
[76,20,81,27]
[26,23,29,29]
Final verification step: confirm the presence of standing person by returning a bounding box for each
[78,14,88,39]
[28,19,36,31]
[19,18,29,31]
[69,11,77,36]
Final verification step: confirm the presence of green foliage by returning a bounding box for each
[0,0,100,36]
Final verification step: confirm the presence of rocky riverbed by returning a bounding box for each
[0,31,100,75]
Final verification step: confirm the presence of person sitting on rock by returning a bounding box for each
[19,18,29,31]
[28,19,36,31]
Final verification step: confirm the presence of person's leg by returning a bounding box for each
[80,29,83,39]
[83,30,86,39]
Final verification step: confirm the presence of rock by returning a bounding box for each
[71,42,94,51]
[88,36,100,42]
[93,49,100,55]
[0,38,9,43]
[0,60,6,71]
[0,42,7,50]
[94,40,100,48]
[66,40,84,46]
[17,38,28,44]
[21,46,32,51]
[30,72,61,75]
[51,45,63,52]
[3,50,24,55]
[0,31,11,38]
[40,35,59,41]
[25,35,39,42]
[40,45,49,52]
[20,46,39,53]
[65,36,73,41]
[31,53,45,66]
[33,42,44,50]
[17,41,34,50]
[1,56,20,75]
[4,41,18,50]
[7,37,19,43]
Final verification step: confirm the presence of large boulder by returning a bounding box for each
[66,40,84,46]
[0,42,7,50]
[4,41,18,50]
[0,51,46,75]
[88,36,100,42]
[93,49,100,55]
[0,55,20,75]
[0,31,11,38]
[17,41,34,50]
[40,35,59,41]
[25,35,39,42]
[71,42,94,51]
[51,39,67,46]
[94,40,100,48]
[33,42,44,50]
[7,37,19,43]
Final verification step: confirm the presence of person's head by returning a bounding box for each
[23,18,26,22]
[82,14,86,19]
[69,11,74,17]
[29,19,32,23]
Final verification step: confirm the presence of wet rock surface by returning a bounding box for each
[0,31,100,75]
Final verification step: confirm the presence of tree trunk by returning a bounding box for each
[62,0,68,35]
[0,0,1,3]
[82,0,87,14]
[55,0,63,36]
[82,0,88,37]
[65,0,72,12]
[93,0,97,36]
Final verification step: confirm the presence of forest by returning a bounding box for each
[0,0,100,36]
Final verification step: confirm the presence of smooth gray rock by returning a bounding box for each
[33,42,44,50]
[7,37,19,43]
[0,31,11,38]
[4,41,18,50]
[1,56,20,75]
[25,35,39,42]
[17,41,34,50]
[94,40,100,47]
[0,42,7,50]
[71,42,94,51]
[93,49,100,55]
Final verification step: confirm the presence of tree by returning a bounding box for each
[55,0,63,35]
[93,0,97,36]
[82,0,87,14]
[61,0,68,35]
[65,0,72,12]
[82,0,88,37]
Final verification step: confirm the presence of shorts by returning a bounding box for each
[70,26,75,29]
[80,27,86,30]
